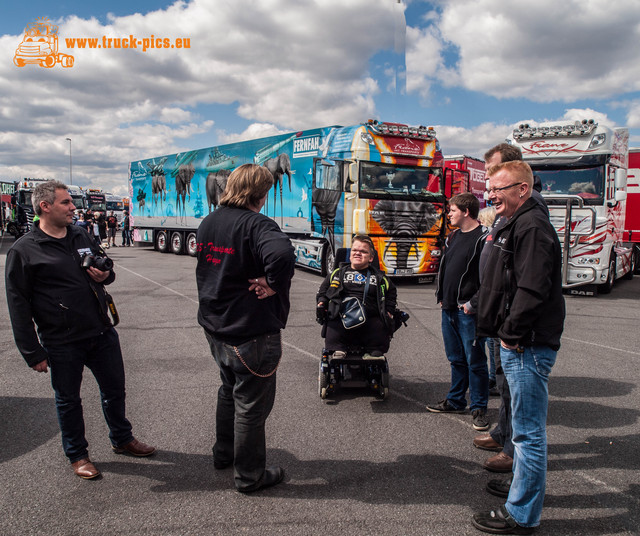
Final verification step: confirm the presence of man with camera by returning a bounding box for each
[5,181,155,480]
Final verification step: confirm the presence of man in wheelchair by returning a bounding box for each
[316,235,398,360]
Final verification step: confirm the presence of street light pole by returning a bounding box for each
[65,137,72,185]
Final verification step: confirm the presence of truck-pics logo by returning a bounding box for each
[14,17,74,69]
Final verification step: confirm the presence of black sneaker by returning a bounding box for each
[472,409,491,431]
[426,399,465,413]
[486,476,512,498]
[472,505,535,534]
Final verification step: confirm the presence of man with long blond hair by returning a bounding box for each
[196,164,295,493]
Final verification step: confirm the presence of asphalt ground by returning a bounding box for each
[1,232,639,536]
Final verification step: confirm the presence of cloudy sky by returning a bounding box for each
[2,0,639,197]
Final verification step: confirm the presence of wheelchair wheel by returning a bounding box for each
[318,359,330,399]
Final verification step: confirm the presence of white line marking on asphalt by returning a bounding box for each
[115,263,199,304]
[563,336,640,356]
[118,264,640,358]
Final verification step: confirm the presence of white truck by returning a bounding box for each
[105,193,125,222]
[508,119,633,295]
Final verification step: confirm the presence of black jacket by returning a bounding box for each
[5,223,116,367]
[317,263,398,333]
[476,197,565,350]
[436,225,486,313]
[196,205,295,344]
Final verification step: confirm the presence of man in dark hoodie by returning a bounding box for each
[427,192,490,432]
[5,181,155,481]
[196,164,295,494]
[472,161,564,535]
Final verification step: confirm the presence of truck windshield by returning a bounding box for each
[106,201,123,211]
[86,194,106,212]
[71,196,85,210]
[359,161,443,201]
[533,166,605,205]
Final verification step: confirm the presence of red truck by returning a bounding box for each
[624,148,640,273]
[444,155,487,207]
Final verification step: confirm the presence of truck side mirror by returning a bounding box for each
[615,168,627,189]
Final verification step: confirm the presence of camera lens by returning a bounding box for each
[95,257,114,271]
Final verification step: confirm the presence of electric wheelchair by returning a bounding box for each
[317,248,408,401]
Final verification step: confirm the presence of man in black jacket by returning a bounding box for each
[427,193,490,432]
[472,161,564,535]
[5,181,155,480]
[196,164,295,493]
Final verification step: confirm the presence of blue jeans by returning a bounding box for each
[205,331,280,492]
[44,328,134,463]
[121,229,132,246]
[441,309,488,411]
[502,345,557,528]
[482,337,496,384]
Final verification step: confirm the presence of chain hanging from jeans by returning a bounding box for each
[233,341,281,378]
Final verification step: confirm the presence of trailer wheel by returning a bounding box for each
[634,245,640,275]
[186,233,198,257]
[321,244,335,276]
[156,231,169,253]
[170,232,184,255]
[599,254,616,294]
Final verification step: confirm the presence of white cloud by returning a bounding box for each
[624,101,640,129]
[0,0,397,194]
[435,0,640,102]
[405,24,444,101]
[436,122,512,158]
[217,123,289,145]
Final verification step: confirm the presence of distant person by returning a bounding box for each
[121,210,132,247]
[477,205,498,396]
[90,211,101,246]
[96,212,107,247]
[196,164,295,493]
[5,181,155,480]
[75,212,89,232]
[107,211,118,247]
[427,192,490,432]
[472,160,564,535]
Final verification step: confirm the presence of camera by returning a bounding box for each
[81,253,113,271]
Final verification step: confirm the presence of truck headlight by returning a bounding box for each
[576,257,600,265]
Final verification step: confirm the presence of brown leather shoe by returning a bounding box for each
[483,451,513,473]
[72,458,101,479]
[473,433,502,451]
[112,438,157,457]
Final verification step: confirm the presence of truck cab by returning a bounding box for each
[508,119,633,294]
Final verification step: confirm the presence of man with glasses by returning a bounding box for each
[472,161,564,535]
[473,144,522,476]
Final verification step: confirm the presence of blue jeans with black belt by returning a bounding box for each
[441,309,488,411]
[205,331,280,492]
[44,328,134,463]
[501,345,557,527]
